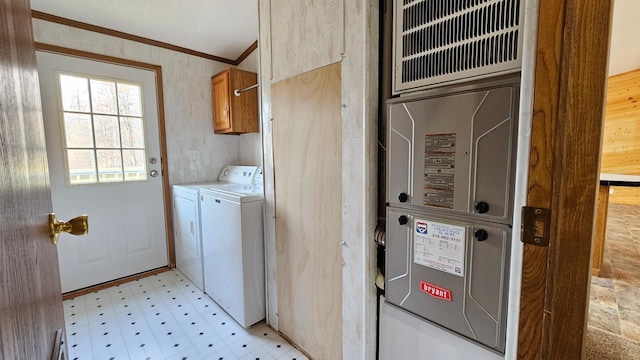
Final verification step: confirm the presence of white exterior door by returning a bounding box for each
[36,51,168,293]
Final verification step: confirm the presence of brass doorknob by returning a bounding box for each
[49,213,89,245]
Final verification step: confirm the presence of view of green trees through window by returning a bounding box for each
[58,73,147,184]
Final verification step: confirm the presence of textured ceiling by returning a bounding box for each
[28,0,638,74]
[30,0,259,62]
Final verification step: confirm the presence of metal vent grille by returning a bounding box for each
[394,0,523,94]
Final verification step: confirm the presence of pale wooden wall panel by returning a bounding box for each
[610,186,640,205]
[272,63,342,360]
[340,1,379,359]
[260,1,377,358]
[601,69,640,205]
[269,0,344,82]
[601,68,640,175]
[258,0,280,329]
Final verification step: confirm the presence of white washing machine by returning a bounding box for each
[200,166,265,328]
[172,166,261,292]
[172,181,220,291]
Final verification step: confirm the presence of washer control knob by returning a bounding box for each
[398,193,409,203]
[398,215,409,225]
[474,201,490,214]
[474,229,489,241]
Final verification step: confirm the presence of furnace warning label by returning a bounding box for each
[414,219,465,277]
[424,133,456,208]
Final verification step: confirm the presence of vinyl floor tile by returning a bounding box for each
[590,283,618,308]
[591,276,615,289]
[620,319,640,343]
[64,269,307,360]
[588,204,640,357]
[588,301,621,334]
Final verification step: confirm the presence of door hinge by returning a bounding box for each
[51,329,65,360]
[521,206,551,247]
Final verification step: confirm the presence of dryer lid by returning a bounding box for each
[218,165,259,184]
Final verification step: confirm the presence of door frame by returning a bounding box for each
[34,43,176,278]
[517,1,613,359]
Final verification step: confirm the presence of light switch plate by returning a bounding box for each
[188,150,200,162]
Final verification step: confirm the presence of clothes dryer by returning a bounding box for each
[200,166,265,328]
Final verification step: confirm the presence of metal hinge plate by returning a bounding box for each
[521,206,551,247]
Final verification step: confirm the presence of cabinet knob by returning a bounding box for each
[398,193,409,203]
[474,229,489,241]
[398,215,409,225]
[474,201,490,214]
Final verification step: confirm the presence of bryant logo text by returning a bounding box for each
[420,281,452,301]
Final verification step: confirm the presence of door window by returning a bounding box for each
[57,73,147,184]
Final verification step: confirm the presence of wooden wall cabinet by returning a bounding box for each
[211,68,259,134]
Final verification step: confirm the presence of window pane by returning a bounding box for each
[90,79,117,114]
[117,83,142,116]
[57,73,150,186]
[96,150,123,182]
[94,115,120,148]
[67,149,96,184]
[120,117,145,148]
[59,74,90,112]
[64,113,93,148]
[123,150,147,181]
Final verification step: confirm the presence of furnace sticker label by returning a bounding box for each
[419,281,452,301]
[414,219,465,277]
[424,133,456,208]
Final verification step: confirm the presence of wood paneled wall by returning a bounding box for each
[601,69,640,205]
[258,1,378,358]
[269,0,344,83]
[272,64,343,360]
[609,186,640,205]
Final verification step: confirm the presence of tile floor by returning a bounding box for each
[588,203,640,345]
[64,269,308,360]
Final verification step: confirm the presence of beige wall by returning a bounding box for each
[609,0,640,76]
[33,18,262,184]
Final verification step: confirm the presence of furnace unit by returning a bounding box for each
[385,76,520,353]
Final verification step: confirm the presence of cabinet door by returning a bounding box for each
[212,71,231,131]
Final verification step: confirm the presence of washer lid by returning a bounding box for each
[201,184,264,203]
